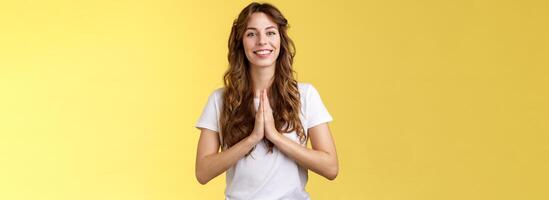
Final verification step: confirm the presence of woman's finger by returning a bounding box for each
[263,89,271,112]
[256,90,262,117]
[261,90,264,111]
[262,89,266,113]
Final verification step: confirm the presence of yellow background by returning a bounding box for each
[1,0,548,199]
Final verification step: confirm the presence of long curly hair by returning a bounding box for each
[220,2,305,153]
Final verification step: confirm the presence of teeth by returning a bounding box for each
[254,50,272,55]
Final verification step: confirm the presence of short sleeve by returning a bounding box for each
[195,90,220,132]
[305,84,333,129]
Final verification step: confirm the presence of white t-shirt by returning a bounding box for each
[195,83,333,200]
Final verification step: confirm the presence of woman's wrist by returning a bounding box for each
[267,131,283,145]
[247,133,262,145]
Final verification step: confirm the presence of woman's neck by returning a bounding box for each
[250,64,275,98]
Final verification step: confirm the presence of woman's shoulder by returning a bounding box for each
[203,87,225,104]
[212,87,225,96]
[298,82,312,92]
[297,82,317,97]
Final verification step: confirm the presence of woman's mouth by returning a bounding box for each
[253,49,273,58]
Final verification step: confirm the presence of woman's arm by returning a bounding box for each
[260,89,339,180]
[268,123,339,180]
[195,129,260,184]
[195,90,267,184]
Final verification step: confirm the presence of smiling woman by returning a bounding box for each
[243,13,280,66]
[194,2,338,200]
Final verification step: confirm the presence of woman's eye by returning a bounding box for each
[246,32,255,37]
[267,31,276,36]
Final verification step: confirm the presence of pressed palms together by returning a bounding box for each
[250,89,280,143]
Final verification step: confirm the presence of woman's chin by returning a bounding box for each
[250,61,276,68]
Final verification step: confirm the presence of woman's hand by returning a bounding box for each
[249,90,266,144]
[261,89,281,142]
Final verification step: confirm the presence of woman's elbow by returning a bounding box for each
[196,176,208,185]
[323,163,339,180]
[195,169,210,185]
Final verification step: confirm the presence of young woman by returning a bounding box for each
[195,2,338,199]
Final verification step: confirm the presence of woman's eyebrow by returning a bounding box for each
[246,26,278,31]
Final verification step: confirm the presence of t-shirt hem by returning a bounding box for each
[307,116,333,129]
[195,123,218,133]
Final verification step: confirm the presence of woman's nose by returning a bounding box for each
[257,34,267,45]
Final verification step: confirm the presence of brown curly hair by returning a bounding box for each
[220,2,305,153]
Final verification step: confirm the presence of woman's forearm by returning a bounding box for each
[270,134,339,180]
[196,135,260,184]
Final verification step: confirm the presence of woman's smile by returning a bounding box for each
[253,49,274,58]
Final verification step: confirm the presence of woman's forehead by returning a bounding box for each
[246,12,277,30]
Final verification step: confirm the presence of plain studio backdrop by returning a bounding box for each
[0,0,547,199]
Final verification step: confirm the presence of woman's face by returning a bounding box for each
[243,12,281,69]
